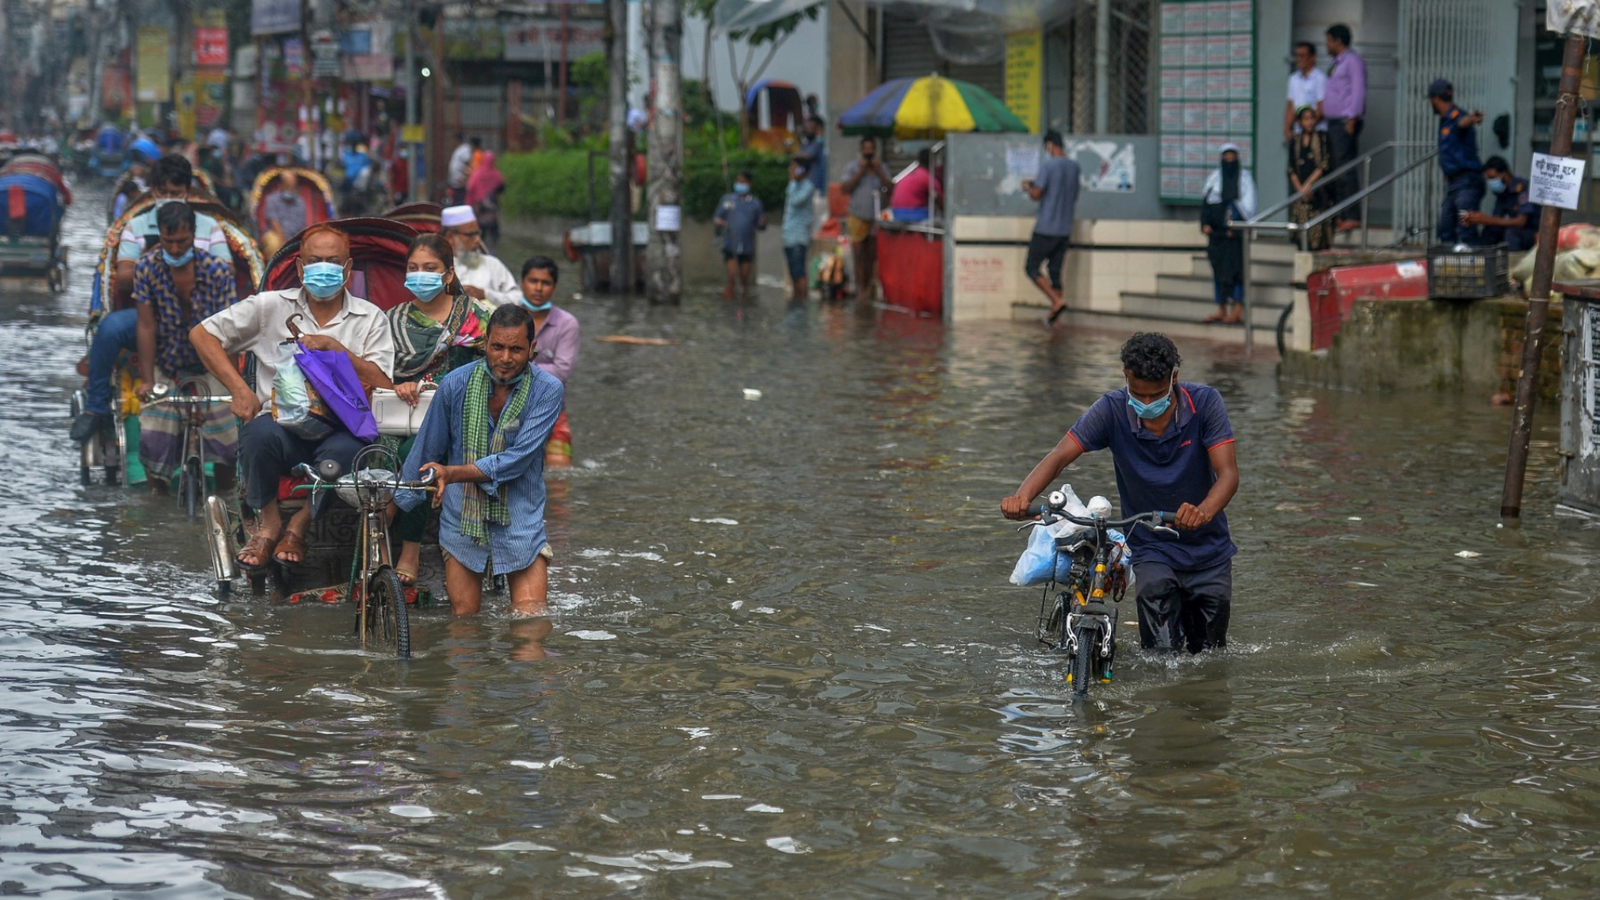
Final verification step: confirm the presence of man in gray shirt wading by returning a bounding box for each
[1022,130,1081,326]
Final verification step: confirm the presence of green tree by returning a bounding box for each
[686,0,820,147]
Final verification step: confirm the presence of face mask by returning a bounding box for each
[733,182,750,195]
[404,271,445,301]
[162,247,194,267]
[280,189,296,201]
[487,363,527,387]
[519,297,553,313]
[301,261,347,300]
[1488,178,1506,194]
[1125,375,1175,420]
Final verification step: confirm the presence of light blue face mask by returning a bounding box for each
[162,247,194,267]
[301,261,347,300]
[519,297,553,313]
[404,271,446,301]
[733,182,751,195]
[1488,177,1507,194]
[1126,375,1175,419]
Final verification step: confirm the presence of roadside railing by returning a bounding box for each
[1231,141,1438,345]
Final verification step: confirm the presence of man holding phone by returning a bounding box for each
[1022,130,1080,327]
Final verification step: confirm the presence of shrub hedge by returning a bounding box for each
[500,127,791,222]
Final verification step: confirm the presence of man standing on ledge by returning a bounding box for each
[1428,78,1486,247]
[1001,333,1239,653]
[397,304,565,617]
[1322,24,1367,232]
[1022,130,1080,328]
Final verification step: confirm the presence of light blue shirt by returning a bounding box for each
[782,178,814,247]
[396,361,565,575]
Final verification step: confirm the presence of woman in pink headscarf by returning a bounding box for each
[465,150,506,249]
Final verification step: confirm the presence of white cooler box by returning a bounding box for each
[370,384,437,436]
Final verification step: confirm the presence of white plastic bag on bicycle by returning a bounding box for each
[1008,484,1136,588]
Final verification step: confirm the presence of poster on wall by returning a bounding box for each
[1157,0,1255,203]
[1003,30,1042,134]
[136,26,171,103]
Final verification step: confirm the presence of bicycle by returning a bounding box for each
[142,378,232,520]
[1021,491,1177,699]
[289,446,436,658]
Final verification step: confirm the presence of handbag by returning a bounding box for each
[371,383,437,436]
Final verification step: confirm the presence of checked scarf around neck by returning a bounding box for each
[461,360,534,546]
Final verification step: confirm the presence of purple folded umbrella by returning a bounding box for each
[294,342,378,443]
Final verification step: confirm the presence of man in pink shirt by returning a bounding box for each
[1322,23,1367,231]
[889,148,942,222]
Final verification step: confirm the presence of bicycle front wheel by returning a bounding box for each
[183,458,203,520]
[1068,625,1096,699]
[365,566,411,659]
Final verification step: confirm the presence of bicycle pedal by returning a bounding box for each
[1064,671,1073,684]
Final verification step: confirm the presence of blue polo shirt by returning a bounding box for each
[1067,382,1237,571]
[1485,175,1539,251]
[1437,105,1483,178]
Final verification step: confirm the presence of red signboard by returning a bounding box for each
[196,27,230,68]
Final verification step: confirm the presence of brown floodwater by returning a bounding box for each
[2,188,1597,898]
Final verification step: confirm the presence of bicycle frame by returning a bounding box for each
[291,446,436,648]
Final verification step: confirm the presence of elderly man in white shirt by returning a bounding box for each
[442,205,522,306]
[1284,41,1328,141]
[189,224,396,571]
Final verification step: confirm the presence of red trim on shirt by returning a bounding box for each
[1207,437,1236,450]
[1067,430,1085,452]
[1179,386,1197,413]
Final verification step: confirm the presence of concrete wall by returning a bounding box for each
[1279,296,1560,399]
[946,215,1202,321]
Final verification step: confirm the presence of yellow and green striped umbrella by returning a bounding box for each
[839,74,1027,139]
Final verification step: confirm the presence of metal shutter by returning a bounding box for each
[881,11,1003,94]
[1394,0,1521,238]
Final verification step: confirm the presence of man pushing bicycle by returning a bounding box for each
[1001,333,1240,654]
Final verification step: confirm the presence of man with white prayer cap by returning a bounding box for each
[440,204,521,306]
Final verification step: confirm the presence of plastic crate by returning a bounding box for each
[1427,243,1509,299]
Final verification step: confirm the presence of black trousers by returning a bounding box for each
[238,415,366,513]
[1132,558,1232,654]
[1324,117,1363,223]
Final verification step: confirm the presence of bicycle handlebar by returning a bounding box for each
[290,463,439,492]
[1024,504,1178,536]
[144,394,232,407]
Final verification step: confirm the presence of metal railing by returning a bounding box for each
[1231,141,1438,345]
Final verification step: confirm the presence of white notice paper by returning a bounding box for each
[655,204,681,231]
[1530,152,1587,210]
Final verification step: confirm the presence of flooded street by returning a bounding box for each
[4,190,1600,898]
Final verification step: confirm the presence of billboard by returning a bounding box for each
[136,26,171,103]
[252,0,302,36]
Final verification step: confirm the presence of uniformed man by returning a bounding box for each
[1463,156,1540,252]
[1428,78,1485,245]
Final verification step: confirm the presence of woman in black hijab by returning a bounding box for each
[1201,143,1258,323]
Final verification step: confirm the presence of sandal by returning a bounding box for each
[273,530,309,566]
[236,533,278,572]
[1202,312,1227,323]
[394,568,417,587]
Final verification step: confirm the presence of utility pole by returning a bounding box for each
[645,0,682,304]
[606,0,631,292]
[1500,33,1586,518]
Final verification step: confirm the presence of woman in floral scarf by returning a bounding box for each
[385,233,496,584]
